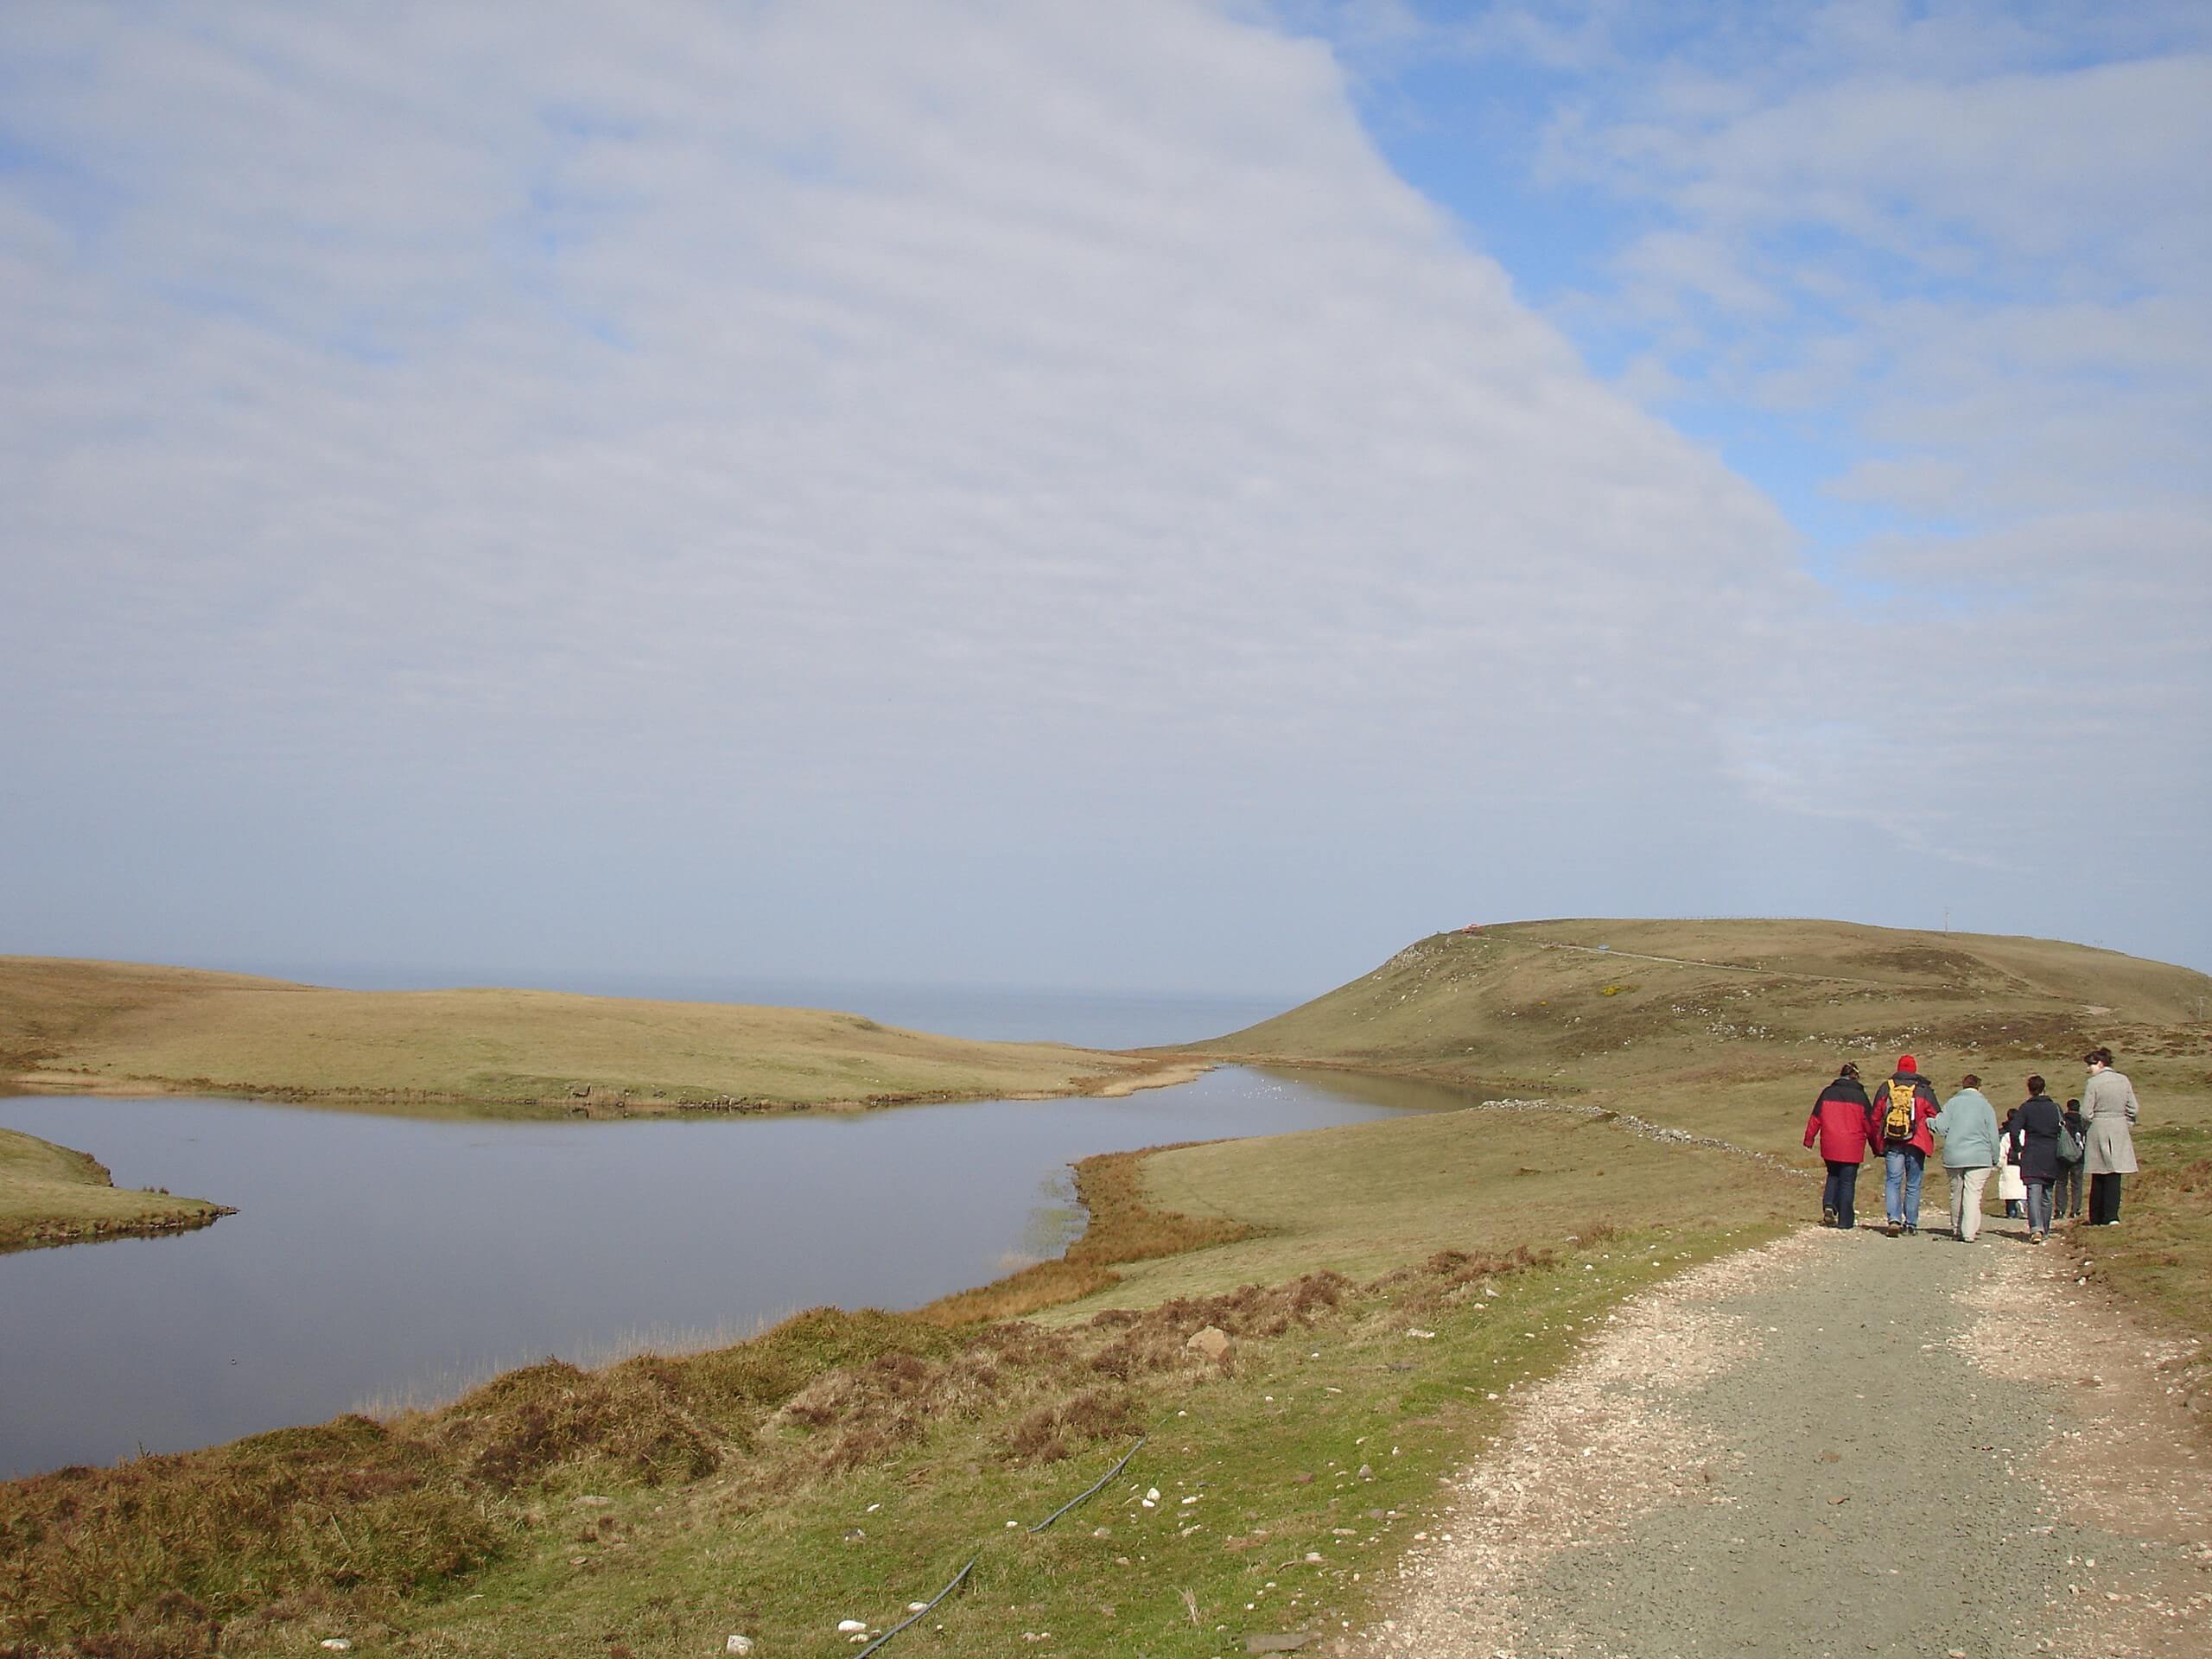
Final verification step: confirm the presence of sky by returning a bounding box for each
[3,0,2207,1001]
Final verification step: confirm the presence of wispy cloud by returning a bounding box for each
[1,1,2204,988]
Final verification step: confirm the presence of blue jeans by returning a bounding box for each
[2024,1179,2054,1235]
[1884,1147,1926,1225]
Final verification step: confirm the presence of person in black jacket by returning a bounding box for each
[2012,1077,2067,1243]
[2056,1098,2087,1220]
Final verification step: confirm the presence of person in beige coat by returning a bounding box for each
[2081,1046,2140,1226]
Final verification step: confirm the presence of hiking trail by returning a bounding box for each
[1351,1218,2210,1659]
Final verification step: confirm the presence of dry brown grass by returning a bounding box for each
[915,1141,1256,1325]
[0,956,1166,1115]
[0,1234,1515,1658]
[0,1306,957,1653]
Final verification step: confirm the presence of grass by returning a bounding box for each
[0,957,1175,1116]
[1192,917,2212,1423]
[914,1145,1257,1325]
[0,1213,1765,1658]
[5,916,2205,1653]
[0,1127,231,1252]
[0,1080,1799,1656]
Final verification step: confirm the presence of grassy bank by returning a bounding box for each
[0,957,1176,1116]
[0,1127,232,1252]
[0,1077,1798,1656]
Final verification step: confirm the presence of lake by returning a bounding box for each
[0,1065,1471,1478]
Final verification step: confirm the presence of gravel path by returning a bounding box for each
[1351,1216,2211,1659]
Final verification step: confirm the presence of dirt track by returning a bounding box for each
[1353,1216,2211,1658]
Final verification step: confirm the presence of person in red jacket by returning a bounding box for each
[1871,1055,1940,1236]
[1805,1061,1877,1229]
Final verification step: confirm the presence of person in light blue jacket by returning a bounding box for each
[1930,1074,2001,1243]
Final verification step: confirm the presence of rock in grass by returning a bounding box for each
[1186,1325,1232,1359]
[836,1619,867,1634]
[725,1638,754,1656]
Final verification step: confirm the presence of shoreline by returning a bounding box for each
[2,1054,1216,1121]
[1,1204,237,1254]
[0,1126,237,1255]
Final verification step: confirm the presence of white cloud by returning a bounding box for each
[1,1,2203,985]
[2,0,1847,988]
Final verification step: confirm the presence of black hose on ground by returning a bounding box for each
[854,1408,1179,1652]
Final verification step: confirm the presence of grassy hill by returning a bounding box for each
[1195,916,2209,1135]
[1187,916,2210,1344]
[0,957,1177,1115]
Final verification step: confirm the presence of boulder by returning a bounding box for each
[1185,1325,1232,1360]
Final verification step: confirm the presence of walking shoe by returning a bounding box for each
[1885,1222,1901,1237]
[1822,1206,1836,1226]
[1904,1224,1918,1236]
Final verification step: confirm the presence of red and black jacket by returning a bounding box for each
[1805,1072,1877,1163]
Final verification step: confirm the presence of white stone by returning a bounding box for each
[837,1618,868,1633]
[726,1638,754,1656]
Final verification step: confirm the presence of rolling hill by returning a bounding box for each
[0,957,1174,1114]
[1192,917,2212,1161]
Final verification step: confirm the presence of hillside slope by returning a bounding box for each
[0,957,1169,1114]
[1195,918,2212,1160]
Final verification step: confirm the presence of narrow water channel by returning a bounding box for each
[0,1066,1472,1478]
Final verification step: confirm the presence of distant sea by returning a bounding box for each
[226,964,1300,1052]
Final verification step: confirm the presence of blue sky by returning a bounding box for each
[2,2,2207,999]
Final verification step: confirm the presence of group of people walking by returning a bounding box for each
[1803,1048,2141,1243]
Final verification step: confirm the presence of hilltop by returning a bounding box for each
[0,957,1180,1116]
[1195,917,2209,1137]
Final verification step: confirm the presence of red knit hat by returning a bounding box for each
[1897,1054,1917,1072]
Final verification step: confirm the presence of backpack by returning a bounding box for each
[1880,1082,1916,1143]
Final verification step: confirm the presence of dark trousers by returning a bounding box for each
[2056,1162,2083,1217]
[2088,1172,2125,1225]
[1822,1160,1861,1228]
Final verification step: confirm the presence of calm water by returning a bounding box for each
[0,1066,1468,1478]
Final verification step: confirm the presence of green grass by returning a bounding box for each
[1048,1094,1796,1317]
[0,1126,231,1252]
[2067,1120,2212,1409]
[0,957,1176,1116]
[0,1218,1764,1658]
